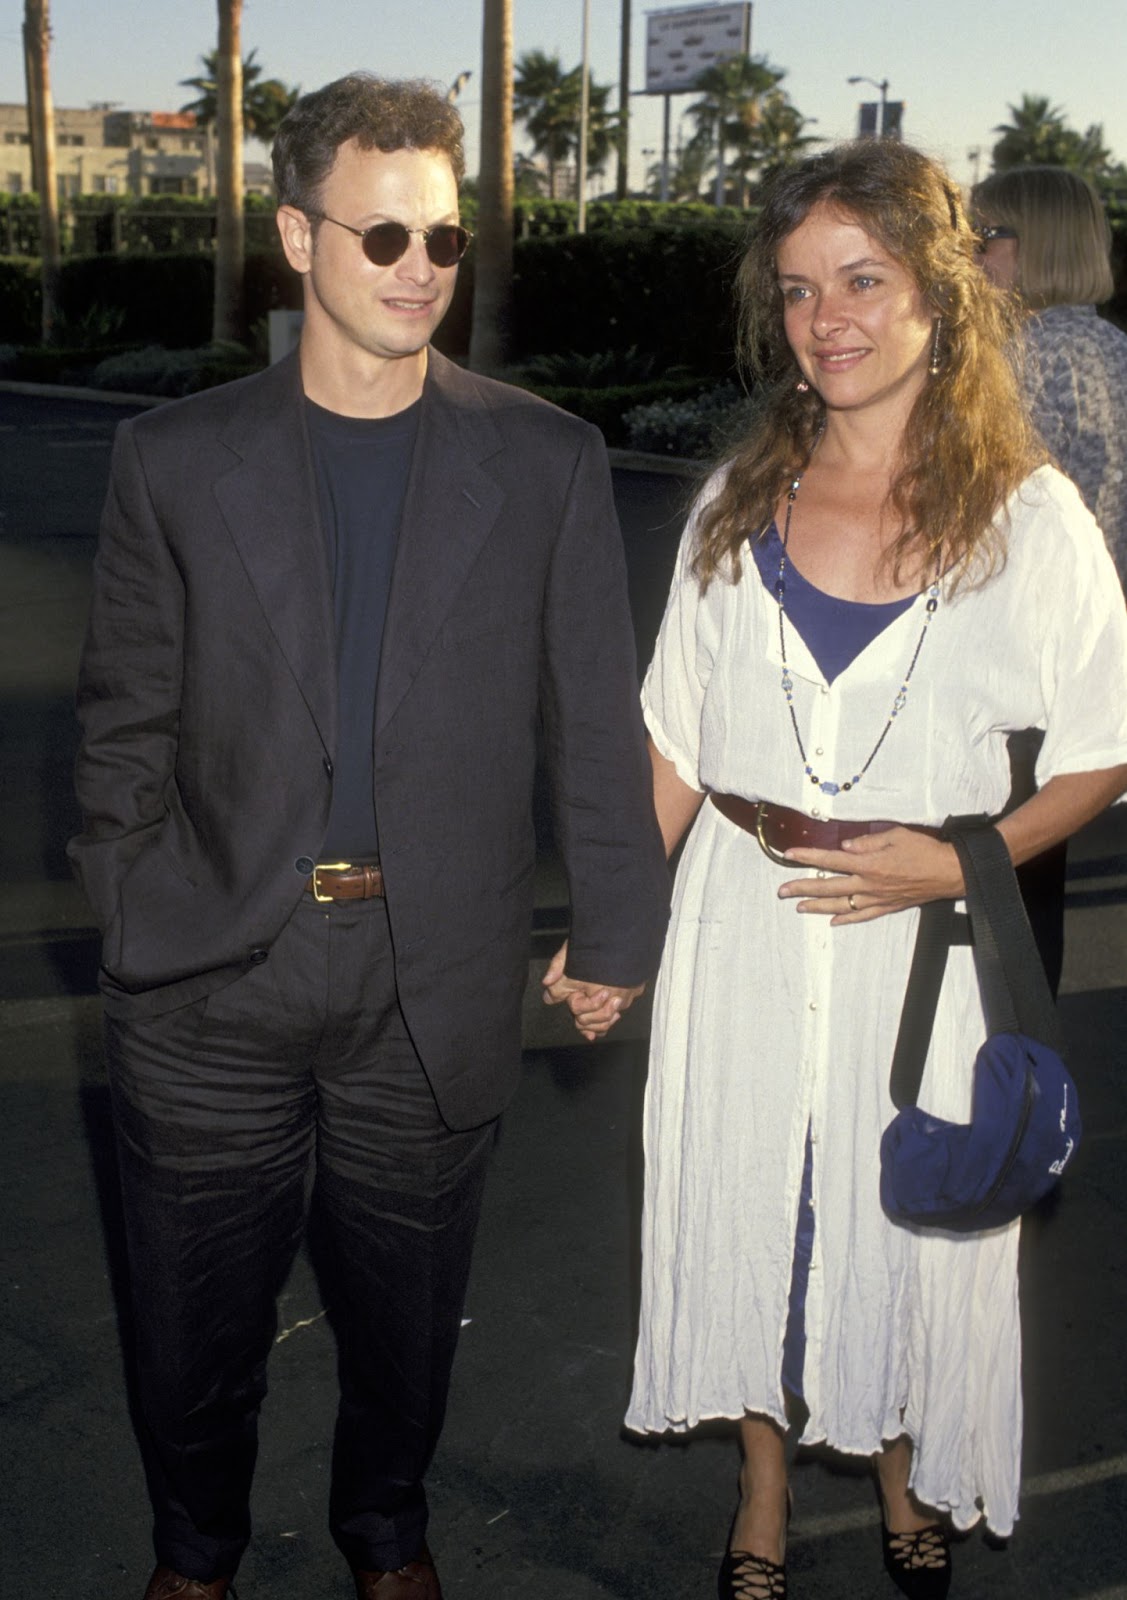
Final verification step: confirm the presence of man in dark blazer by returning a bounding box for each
[69,75,668,1600]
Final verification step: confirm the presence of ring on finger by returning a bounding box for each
[847,893,858,911]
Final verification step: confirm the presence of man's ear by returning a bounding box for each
[276,206,313,274]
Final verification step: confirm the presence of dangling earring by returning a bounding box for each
[796,377,810,393]
[928,317,943,377]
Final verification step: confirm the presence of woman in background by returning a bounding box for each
[626,142,1127,1600]
[972,164,1127,588]
[972,165,1127,991]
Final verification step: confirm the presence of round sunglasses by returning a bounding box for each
[310,212,472,268]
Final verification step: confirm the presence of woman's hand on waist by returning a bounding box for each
[777,827,964,923]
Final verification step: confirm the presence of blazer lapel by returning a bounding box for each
[211,353,337,753]
[375,352,506,735]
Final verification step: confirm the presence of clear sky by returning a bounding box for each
[2,0,1125,193]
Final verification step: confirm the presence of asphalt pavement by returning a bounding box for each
[1,386,1125,1599]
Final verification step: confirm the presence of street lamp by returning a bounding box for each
[847,74,890,138]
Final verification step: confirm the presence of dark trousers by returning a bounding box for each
[105,892,497,1582]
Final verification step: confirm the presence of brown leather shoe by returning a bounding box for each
[142,1567,232,1600]
[352,1544,443,1599]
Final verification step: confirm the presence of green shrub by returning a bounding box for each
[3,343,142,385]
[520,375,711,446]
[517,344,689,387]
[623,381,755,458]
[89,342,262,397]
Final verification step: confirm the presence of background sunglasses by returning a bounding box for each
[976,224,1018,244]
[311,213,472,267]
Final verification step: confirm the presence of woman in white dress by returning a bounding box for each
[625,141,1127,1600]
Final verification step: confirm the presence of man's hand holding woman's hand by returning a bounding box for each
[541,941,644,1042]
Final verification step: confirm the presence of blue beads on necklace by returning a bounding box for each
[773,470,940,796]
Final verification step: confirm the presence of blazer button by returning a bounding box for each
[295,855,315,875]
[323,757,333,777]
[248,948,269,965]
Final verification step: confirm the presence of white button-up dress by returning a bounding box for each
[626,466,1127,1536]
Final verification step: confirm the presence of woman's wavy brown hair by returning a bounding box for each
[693,140,1045,592]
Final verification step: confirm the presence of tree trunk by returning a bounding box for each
[468,0,513,373]
[23,0,60,344]
[213,0,245,343]
[22,16,40,194]
[615,0,630,200]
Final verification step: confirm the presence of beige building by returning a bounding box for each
[1,103,273,198]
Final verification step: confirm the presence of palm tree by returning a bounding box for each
[646,135,710,202]
[686,54,787,206]
[213,0,244,343]
[513,49,616,199]
[991,95,1116,181]
[23,0,60,343]
[181,47,299,141]
[754,92,823,184]
[470,0,513,373]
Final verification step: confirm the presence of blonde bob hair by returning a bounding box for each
[971,166,1114,308]
[693,140,1044,592]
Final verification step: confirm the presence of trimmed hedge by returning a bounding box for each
[511,224,747,375]
[0,257,40,342]
[0,250,303,349]
[0,226,747,375]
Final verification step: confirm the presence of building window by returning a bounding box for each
[58,133,86,147]
[4,131,30,145]
[57,174,81,198]
[150,175,199,196]
[6,173,23,193]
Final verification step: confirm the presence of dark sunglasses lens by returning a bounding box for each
[425,225,470,267]
[361,222,411,266]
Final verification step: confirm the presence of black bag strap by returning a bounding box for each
[889,813,1062,1111]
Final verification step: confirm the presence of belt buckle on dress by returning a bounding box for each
[754,803,794,867]
[311,860,353,902]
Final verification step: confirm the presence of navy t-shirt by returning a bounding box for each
[306,396,421,859]
[750,521,914,683]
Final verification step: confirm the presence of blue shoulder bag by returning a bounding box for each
[879,815,1081,1231]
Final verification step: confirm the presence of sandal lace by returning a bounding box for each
[886,1525,950,1572]
[722,1549,788,1599]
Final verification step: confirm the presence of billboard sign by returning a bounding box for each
[645,3,752,96]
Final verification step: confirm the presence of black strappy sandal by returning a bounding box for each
[881,1521,951,1600]
[718,1548,788,1600]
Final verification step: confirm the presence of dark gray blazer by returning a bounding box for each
[68,349,669,1128]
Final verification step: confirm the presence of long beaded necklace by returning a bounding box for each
[775,469,940,797]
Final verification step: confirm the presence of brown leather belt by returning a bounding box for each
[710,794,942,865]
[306,861,385,902]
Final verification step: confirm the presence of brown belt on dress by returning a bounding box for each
[306,861,385,902]
[709,794,943,866]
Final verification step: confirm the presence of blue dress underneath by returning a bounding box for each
[750,525,915,1399]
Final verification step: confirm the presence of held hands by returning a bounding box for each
[541,940,644,1042]
[778,827,965,924]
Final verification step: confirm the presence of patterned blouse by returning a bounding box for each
[1025,303,1127,588]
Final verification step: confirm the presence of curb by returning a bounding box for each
[0,378,164,408]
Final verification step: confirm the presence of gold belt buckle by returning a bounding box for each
[311,860,353,902]
[754,803,793,867]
